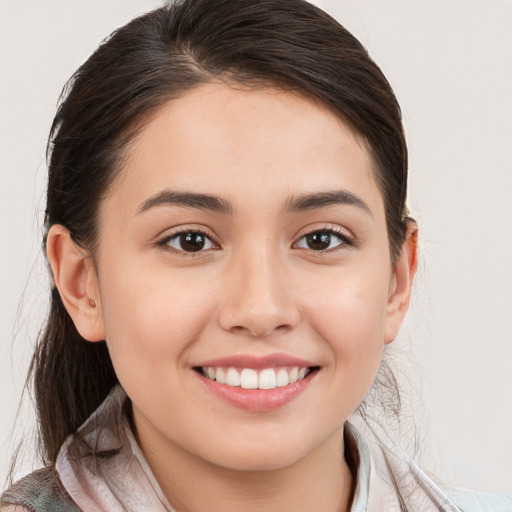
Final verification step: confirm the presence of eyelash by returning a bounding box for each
[294,226,354,253]
[156,226,354,256]
[156,228,219,257]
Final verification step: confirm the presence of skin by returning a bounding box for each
[47,82,417,512]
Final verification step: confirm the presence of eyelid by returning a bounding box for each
[292,224,355,251]
[153,223,355,255]
[155,225,221,255]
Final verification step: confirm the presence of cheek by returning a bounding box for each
[307,265,389,337]
[304,265,390,381]
[97,259,216,376]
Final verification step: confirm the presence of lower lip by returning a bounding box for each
[196,370,317,412]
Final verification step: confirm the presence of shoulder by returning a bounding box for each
[1,466,81,512]
[443,485,512,512]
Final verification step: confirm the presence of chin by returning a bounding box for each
[195,427,335,473]
[212,446,306,472]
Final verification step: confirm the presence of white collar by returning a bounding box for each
[56,385,461,512]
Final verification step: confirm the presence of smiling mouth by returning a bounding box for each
[194,366,319,390]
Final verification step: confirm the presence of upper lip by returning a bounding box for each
[194,353,317,369]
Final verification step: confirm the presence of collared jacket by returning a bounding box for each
[2,386,511,511]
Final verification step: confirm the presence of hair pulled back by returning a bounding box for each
[34,0,408,464]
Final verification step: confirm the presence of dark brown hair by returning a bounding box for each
[33,0,408,464]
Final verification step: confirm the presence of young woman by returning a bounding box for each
[2,0,511,510]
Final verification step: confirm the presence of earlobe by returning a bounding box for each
[384,220,418,344]
[46,224,106,342]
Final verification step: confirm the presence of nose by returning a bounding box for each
[217,246,301,338]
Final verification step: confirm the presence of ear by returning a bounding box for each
[384,219,418,344]
[46,224,106,342]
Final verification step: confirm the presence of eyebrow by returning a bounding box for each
[137,189,371,217]
[285,190,372,216]
[137,190,233,215]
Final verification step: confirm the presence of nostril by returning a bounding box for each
[229,323,292,337]
[217,295,301,337]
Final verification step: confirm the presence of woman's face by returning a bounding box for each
[84,82,412,471]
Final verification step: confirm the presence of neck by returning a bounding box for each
[136,423,355,512]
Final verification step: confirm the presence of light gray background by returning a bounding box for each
[1,0,511,494]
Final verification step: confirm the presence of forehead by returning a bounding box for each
[105,82,383,218]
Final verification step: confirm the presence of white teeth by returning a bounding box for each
[276,368,289,387]
[226,368,241,387]
[240,368,259,389]
[202,365,312,389]
[259,368,277,389]
[215,368,226,384]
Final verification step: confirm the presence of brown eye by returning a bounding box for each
[180,232,206,252]
[161,231,216,253]
[306,232,331,250]
[295,229,349,251]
